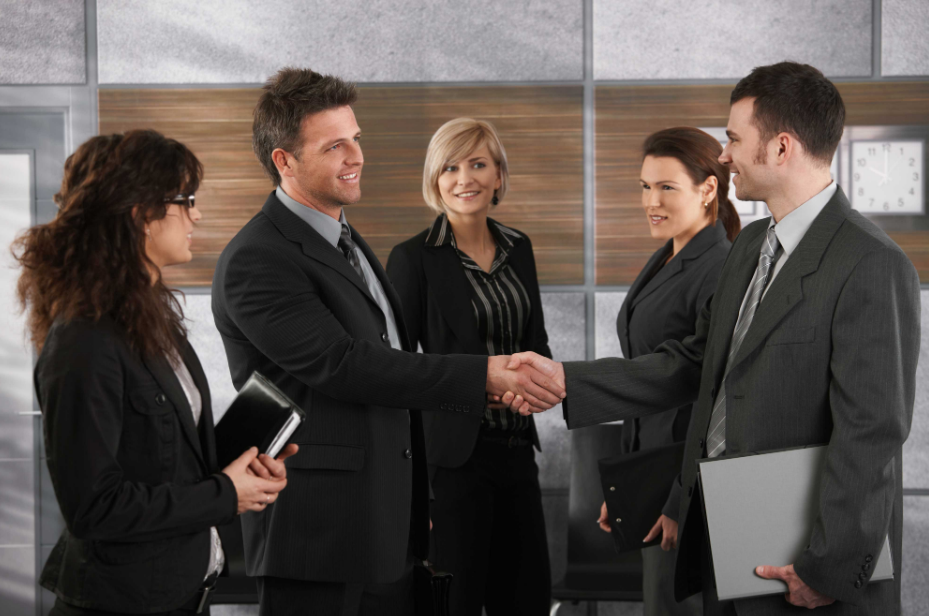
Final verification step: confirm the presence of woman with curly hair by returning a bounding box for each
[14,130,295,616]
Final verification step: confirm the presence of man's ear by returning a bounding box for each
[272,148,292,179]
[775,132,796,166]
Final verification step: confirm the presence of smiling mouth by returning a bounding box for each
[649,215,668,225]
[338,173,358,181]
[455,191,480,199]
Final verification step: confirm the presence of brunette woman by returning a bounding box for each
[596,127,741,616]
[387,118,552,616]
[14,130,295,616]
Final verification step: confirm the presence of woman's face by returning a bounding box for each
[437,144,502,217]
[639,155,714,243]
[145,198,202,271]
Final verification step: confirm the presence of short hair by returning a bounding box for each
[253,67,358,185]
[730,61,845,166]
[423,118,509,214]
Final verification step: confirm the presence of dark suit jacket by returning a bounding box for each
[35,318,238,613]
[617,221,730,523]
[562,188,919,614]
[386,218,553,469]
[211,193,488,585]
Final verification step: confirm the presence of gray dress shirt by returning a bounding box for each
[275,187,403,351]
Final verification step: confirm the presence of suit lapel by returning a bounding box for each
[422,244,486,354]
[261,193,378,307]
[179,340,217,471]
[729,190,849,370]
[142,352,207,470]
[630,242,679,309]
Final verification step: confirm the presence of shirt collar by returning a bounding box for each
[768,181,837,258]
[276,186,347,249]
[423,213,523,251]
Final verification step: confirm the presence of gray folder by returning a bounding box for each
[698,445,893,601]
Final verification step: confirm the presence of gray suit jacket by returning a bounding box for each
[562,187,920,615]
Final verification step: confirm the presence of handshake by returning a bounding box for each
[485,352,566,415]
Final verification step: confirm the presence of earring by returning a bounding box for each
[492,191,499,206]
[145,228,151,237]
[703,202,709,209]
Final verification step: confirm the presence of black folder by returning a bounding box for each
[214,372,306,469]
[597,441,685,554]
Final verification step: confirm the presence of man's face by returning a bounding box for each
[287,105,363,208]
[719,98,774,203]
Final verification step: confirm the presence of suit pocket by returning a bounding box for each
[285,443,365,471]
[766,326,815,346]
[128,387,174,415]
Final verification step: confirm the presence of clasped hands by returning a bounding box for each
[486,352,566,415]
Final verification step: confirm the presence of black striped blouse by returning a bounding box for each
[424,214,532,433]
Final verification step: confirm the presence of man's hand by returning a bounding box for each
[597,501,612,533]
[755,564,835,609]
[246,443,299,480]
[486,355,565,415]
[642,514,678,551]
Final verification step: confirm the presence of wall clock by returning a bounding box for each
[850,140,924,214]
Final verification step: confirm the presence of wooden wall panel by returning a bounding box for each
[595,82,929,284]
[99,86,584,287]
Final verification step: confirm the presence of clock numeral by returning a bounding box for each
[858,188,864,196]
[883,143,892,152]
[915,172,921,181]
[854,172,861,181]
[857,158,866,167]
[899,198,905,207]
[868,147,877,156]
[901,147,905,156]
[911,188,916,195]
[870,198,875,207]
[911,158,916,167]
[883,202,890,211]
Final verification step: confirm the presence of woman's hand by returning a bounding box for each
[246,444,299,480]
[643,514,678,550]
[222,447,289,514]
[597,501,612,533]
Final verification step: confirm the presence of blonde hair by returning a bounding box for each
[422,118,509,214]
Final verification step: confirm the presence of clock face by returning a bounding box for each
[851,140,924,214]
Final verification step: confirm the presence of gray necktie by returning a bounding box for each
[705,226,782,458]
[338,225,366,284]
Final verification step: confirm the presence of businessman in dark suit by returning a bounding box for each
[506,62,920,615]
[211,68,565,615]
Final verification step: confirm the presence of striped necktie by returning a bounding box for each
[705,226,782,458]
[338,224,366,285]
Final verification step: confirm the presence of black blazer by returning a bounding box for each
[35,317,238,613]
[211,193,488,585]
[386,217,553,469]
[617,221,730,457]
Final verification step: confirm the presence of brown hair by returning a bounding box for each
[730,62,844,166]
[643,127,741,242]
[253,67,358,185]
[12,130,202,356]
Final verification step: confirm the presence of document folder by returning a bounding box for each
[598,441,686,554]
[214,371,306,468]
[698,445,893,601]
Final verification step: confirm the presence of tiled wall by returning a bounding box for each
[2,1,929,615]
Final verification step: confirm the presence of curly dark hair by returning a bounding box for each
[12,129,203,356]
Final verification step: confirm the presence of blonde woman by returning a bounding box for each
[387,118,552,616]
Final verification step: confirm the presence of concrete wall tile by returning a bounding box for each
[595,292,626,360]
[903,496,929,615]
[179,294,239,421]
[594,0,872,80]
[904,289,929,488]
[882,0,929,77]
[98,0,582,84]
[39,463,64,548]
[0,546,35,616]
[0,0,85,84]
[0,461,33,546]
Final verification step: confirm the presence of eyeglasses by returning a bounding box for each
[164,194,196,208]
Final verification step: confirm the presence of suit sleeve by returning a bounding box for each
[38,324,237,543]
[386,244,423,351]
[561,293,709,429]
[219,242,487,415]
[793,247,919,604]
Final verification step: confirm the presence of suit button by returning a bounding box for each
[404,449,412,459]
[381,332,389,343]
[854,581,862,589]
[865,555,873,563]
[859,572,866,580]
[609,486,616,492]
[699,439,705,448]
[615,518,622,524]
[862,563,870,572]
[154,393,166,405]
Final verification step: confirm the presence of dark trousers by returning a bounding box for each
[49,599,210,616]
[429,436,552,616]
[256,553,415,616]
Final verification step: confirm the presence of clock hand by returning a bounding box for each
[869,166,887,178]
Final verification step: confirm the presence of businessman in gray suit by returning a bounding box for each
[506,62,920,615]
